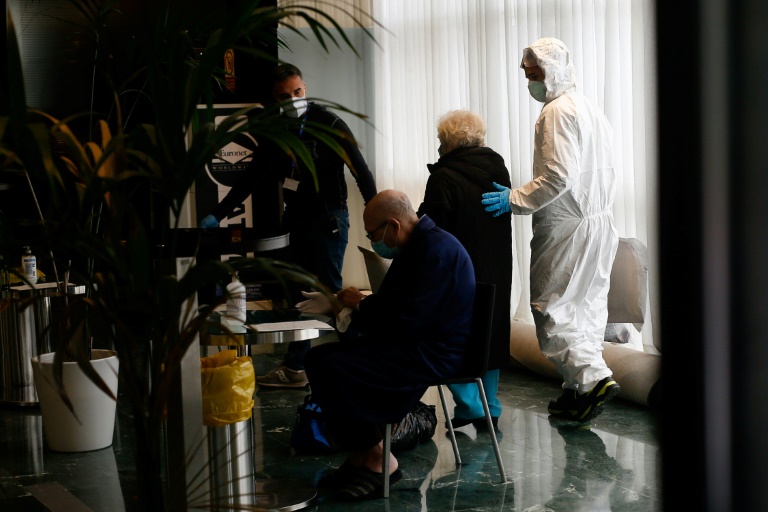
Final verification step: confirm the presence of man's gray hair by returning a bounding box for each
[377,190,416,221]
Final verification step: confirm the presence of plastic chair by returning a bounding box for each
[382,282,507,498]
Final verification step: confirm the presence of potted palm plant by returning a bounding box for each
[0,0,375,509]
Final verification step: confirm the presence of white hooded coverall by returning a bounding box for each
[513,38,619,393]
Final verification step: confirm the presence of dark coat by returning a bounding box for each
[305,216,476,430]
[417,146,513,368]
[212,103,377,225]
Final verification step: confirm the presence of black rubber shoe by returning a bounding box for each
[572,376,621,423]
[548,388,578,417]
[447,416,499,430]
[472,416,499,431]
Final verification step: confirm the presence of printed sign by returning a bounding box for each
[195,104,259,228]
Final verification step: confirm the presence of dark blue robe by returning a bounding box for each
[305,215,475,451]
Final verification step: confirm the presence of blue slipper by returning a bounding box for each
[337,466,403,500]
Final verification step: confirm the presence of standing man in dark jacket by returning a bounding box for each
[417,110,512,430]
[200,63,377,387]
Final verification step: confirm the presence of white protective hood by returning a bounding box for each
[521,37,577,103]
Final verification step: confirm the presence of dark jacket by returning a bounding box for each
[355,215,476,376]
[212,103,377,226]
[417,146,513,368]
[305,215,476,426]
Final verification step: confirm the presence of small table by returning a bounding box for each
[0,282,86,405]
[200,309,330,348]
[199,308,332,511]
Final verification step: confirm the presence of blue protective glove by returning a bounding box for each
[481,182,511,217]
[199,214,220,229]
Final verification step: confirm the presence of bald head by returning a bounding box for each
[365,190,415,224]
[364,190,419,247]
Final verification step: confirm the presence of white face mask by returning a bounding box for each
[282,96,308,118]
[528,81,547,103]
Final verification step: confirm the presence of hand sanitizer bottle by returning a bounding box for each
[22,246,37,285]
[226,272,247,325]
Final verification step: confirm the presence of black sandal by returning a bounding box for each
[337,466,403,501]
[317,461,359,489]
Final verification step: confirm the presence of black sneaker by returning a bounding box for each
[472,416,499,431]
[548,388,578,417]
[572,376,621,423]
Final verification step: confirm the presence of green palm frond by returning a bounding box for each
[0,1,378,509]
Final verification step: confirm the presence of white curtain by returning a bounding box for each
[372,0,658,350]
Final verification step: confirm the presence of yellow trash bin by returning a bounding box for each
[200,350,255,426]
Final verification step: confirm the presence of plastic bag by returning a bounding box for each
[290,394,338,455]
[290,397,438,455]
[390,401,438,453]
[604,322,633,343]
[200,350,255,426]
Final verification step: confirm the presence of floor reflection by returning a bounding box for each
[0,360,661,511]
[546,419,644,511]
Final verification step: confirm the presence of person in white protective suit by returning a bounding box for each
[481,37,621,423]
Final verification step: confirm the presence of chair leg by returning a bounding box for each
[476,379,507,483]
[382,423,392,498]
[437,385,462,466]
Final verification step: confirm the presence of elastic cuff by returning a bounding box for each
[336,307,354,333]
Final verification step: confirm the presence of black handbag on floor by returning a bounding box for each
[290,396,438,455]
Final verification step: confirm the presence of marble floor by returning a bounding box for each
[0,347,661,511]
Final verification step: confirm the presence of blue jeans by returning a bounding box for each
[283,209,349,371]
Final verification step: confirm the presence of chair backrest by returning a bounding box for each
[455,282,496,379]
[358,245,391,293]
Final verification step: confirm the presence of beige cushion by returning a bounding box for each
[607,238,649,326]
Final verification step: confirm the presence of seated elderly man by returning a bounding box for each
[304,189,476,500]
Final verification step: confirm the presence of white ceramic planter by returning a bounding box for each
[31,349,119,452]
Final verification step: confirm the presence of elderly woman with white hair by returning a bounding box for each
[417,109,513,432]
